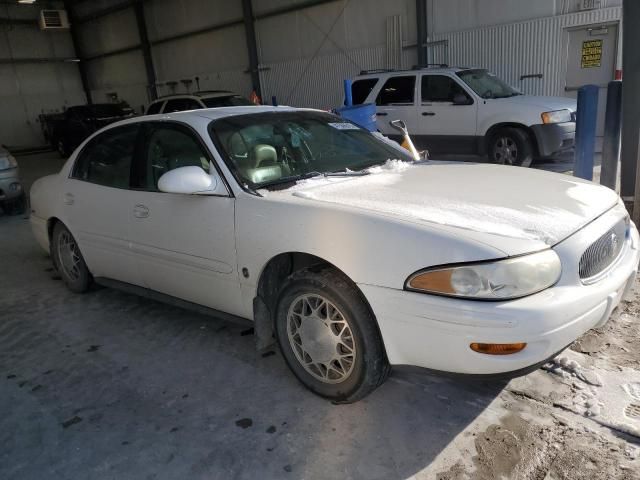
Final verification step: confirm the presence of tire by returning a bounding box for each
[5,193,26,216]
[274,267,390,403]
[489,127,533,167]
[51,222,92,293]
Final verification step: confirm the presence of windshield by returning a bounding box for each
[209,111,412,189]
[456,69,520,99]
[202,95,254,108]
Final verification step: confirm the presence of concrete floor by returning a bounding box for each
[1,152,638,479]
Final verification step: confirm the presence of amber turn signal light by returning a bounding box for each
[470,342,527,355]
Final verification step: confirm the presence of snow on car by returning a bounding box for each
[29,106,639,402]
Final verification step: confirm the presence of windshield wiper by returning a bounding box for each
[253,169,370,190]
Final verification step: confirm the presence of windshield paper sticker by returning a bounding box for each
[329,122,359,130]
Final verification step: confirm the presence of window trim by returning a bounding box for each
[131,120,233,198]
[420,74,476,105]
[69,123,142,191]
[146,100,165,115]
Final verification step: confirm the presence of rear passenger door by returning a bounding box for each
[127,122,243,316]
[64,124,143,286]
[374,75,418,136]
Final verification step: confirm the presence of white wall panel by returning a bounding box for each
[77,9,140,58]
[429,6,622,97]
[427,0,622,35]
[86,50,149,108]
[145,0,243,42]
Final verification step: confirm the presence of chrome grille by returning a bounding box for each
[579,218,628,280]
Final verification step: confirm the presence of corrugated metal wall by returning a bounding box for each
[429,6,622,97]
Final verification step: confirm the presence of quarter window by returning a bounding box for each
[146,101,163,115]
[376,76,416,105]
[351,78,378,105]
[421,75,470,103]
[143,125,211,190]
[71,124,139,189]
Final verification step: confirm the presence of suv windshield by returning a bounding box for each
[456,69,521,99]
[202,95,253,108]
[209,111,412,189]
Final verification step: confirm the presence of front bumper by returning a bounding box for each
[531,121,575,157]
[359,204,639,375]
[0,168,23,201]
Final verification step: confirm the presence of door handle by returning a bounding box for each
[63,193,74,205]
[422,112,436,116]
[133,204,149,218]
[376,112,388,116]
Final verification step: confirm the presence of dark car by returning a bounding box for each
[41,103,135,157]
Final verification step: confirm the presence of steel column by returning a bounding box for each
[622,0,640,218]
[241,0,261,99]
[64,0,93,104]
[416,0,428,65]
[133,1,157,101]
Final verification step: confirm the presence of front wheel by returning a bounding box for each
[275,268,389,403]
[489,127,533,167]
[51,222,92,293]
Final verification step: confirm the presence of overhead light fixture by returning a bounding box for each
[18,0,37,4]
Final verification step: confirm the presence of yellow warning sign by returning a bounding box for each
[581,39,602,68]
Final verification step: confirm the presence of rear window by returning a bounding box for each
[351,78,378,105]
[376,76,416,105]
[202,95,253,108]
[164,98,202,113]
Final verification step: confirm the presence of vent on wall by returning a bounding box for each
[38,10,70,30]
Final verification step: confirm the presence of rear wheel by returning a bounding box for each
[275,267,389,402]
[56,138,69,158]
[51,222,92,293]
[489,127,533,167]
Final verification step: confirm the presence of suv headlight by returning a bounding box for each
[405,250,561,300]
[541,109,572,124]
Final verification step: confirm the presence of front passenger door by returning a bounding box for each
[128,122,243,316]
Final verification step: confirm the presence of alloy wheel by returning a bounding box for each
[286,293,356,384]
[57,230,82,282]
[493,136,518,165]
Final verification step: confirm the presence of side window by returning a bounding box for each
[351,78,378,105]
[143,125,211,191]
[163,98,201,113]
[421,75,471,103]
[376,76,416,105]
[71,124,139,189]
[146,101,163,115]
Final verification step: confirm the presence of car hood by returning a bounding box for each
[283,161,617,247]
[500,95,577,112]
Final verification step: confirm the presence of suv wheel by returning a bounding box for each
[51,222,92,293]
[275,267,390,403]
[489,127,533,167]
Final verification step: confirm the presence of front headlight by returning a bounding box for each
[0,154,18,170]
[405,250,561,300]
[541,109,572,124]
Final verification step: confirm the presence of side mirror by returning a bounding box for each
[158,166,225,195]
[453,93,471,105]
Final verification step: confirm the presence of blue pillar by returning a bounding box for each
[344,79,353,107]
[574,84,599,180]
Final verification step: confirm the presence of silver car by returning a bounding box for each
[0,146,26,215]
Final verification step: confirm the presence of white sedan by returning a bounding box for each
[30,106,639,402]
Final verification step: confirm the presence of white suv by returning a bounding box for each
[145,91,253,115]
[351,66,577,167]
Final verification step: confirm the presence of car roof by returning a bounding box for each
[127,106,315,125]
[353,66,476,79]
[152,91,238,102]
